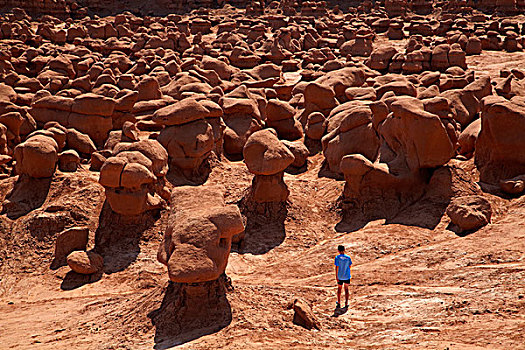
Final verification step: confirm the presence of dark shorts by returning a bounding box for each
[337,279,350,285]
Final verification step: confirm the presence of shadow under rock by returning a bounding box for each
[336,166,456,233]
[223,152,243,163]
[94,200,160,274]
[317,161,345,181]
[164,159,212,187]
[148,275,232,349]
[477,180,522,200]
[334,214,370,233]
[1,175,52,220]
[446,221,483,237]
[60,270,102,291]
[285,162,308,175]
[304,137,322,156]
[233,201,287,255]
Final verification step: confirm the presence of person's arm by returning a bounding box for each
[335,265,339,281]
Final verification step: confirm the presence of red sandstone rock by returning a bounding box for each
[53,227,89,267]
[243,129,294,176]
[243,129,295,203]
[322,101,380,174]
[458,119,481,158]
[157,185,244,283]
[14,134,58,178]
[67,251,104,275]
[475,97,525,183]
[500,175,525,195]
[292,298,321,330]
[446,195,492,232]
[99,138,168,216]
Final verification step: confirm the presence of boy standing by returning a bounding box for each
[334,245,352,308]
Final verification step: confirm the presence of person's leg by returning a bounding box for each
[337,284,342,306]
[344,282,349,307]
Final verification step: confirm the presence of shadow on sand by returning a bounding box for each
[335,166,458,233]
[233,201,287,255]
[331,305,349,318]
[60,269,103,291]
[94,201,161,274]
[2,175,52,220]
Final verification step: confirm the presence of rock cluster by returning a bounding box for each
[366,38,469,74]
[0,0,525,319]
[340,95,457,219]
[52,226,89,268]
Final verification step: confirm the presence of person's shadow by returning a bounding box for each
[331,305,348,318]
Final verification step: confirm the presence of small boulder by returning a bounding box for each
[67,128,96,155]
[282,140,309,168]
[67,251,104,274]
[52,227,89,267]
[446,195,492,232]
[458,119,481,158]
[58,149,80,172]
[90,151,108,171]
[500,175,525,195]
[305,112,326,140]
[292,298,320,330]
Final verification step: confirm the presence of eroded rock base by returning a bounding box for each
[149,274,232,344]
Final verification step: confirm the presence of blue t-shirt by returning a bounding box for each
[335,254,352,280]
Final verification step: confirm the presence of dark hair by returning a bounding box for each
[338,245,345,252]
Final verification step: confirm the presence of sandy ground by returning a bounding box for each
[1,46,525,350]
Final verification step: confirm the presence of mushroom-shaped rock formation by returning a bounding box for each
[98,139,169,216]
[157,185,245,283]
[29,93,116,147]
[243,129,295,206]
[340,96,456,221]
[152,186,241,338]
[154,98,223,180]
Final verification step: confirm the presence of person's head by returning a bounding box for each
[338,245,345,254]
